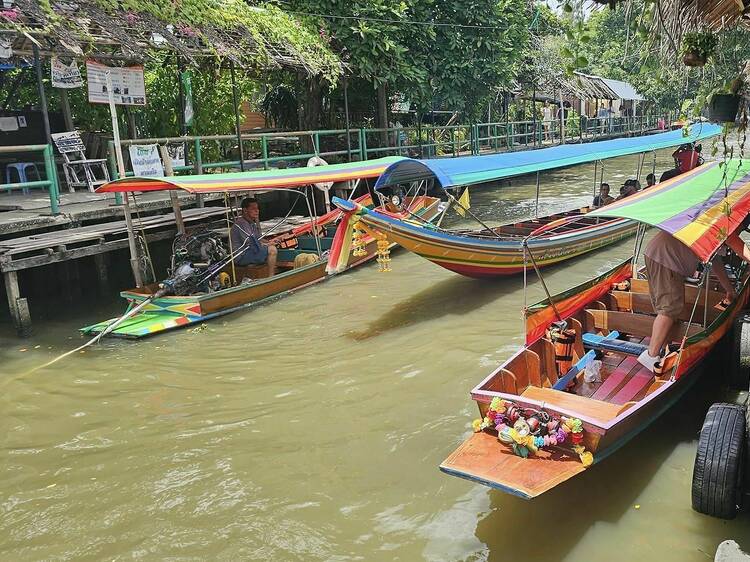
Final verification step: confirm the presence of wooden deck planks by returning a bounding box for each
[591,356,639,401]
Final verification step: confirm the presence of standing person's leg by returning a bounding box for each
[639,256,684,371]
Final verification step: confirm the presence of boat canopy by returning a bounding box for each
[374,123,721,190]
[589,160,750,262]
[96,156,406,194]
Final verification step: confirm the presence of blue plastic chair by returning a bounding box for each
[5,163,42,195]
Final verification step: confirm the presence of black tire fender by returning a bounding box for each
[730,314,750,390]
[691,403,746,519]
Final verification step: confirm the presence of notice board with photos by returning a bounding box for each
[86,60,147,106]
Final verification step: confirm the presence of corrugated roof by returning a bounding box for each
[599,77,645,101]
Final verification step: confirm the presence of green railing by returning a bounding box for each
[0,144,60,214]
[107,113,674,179]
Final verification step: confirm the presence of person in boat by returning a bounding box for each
[646,173,656,188]
[617,179,638,200]
[659,167,681,183]
[637,230,750,373]
[231,197,278,276]
[672,143,703,173]
[592,183,614,207]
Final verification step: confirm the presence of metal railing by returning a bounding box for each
[0,144,60,213]
[107,113,675,180]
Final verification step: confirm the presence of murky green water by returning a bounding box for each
[2,150,749,561]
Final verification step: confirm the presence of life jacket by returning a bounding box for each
[546,322,576,376]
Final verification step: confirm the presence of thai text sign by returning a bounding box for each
[86,60,146,106]
[129,144,164,177]
[51,57,84,88]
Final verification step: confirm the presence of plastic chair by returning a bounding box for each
[4,163,41,195]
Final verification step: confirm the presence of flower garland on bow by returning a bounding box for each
[472,397,593,466]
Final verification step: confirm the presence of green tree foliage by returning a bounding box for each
[287,0,530,119]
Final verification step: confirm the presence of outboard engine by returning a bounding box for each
[161,228,229,296]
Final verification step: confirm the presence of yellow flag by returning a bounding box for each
[455,187,470,217]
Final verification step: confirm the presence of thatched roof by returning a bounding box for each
[0,0,341,79]
[652,0,749,60]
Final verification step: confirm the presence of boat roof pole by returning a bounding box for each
[592,160,598,199]
[635,152,645,182]
[306,186,323,257]
[534,171,540,218]
[106,71,143,288]
[523,238,563,322]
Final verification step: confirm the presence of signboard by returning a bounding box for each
[51,57,84,88]
[129,144,164,177]
[86,60,146,106]
[168,144,185,168]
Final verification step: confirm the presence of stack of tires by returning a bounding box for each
[691,315,750,519]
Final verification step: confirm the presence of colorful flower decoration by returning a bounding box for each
[473,397,593,466]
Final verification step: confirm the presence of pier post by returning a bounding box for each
[93,254,109,295]
[4,270,32,336]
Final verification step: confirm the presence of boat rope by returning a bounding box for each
[307,186,323,257]
[16,236,256,380]
[443,190,499,236]
[522,238,564,323]
[258,191,305,240]
[669,261,709,382]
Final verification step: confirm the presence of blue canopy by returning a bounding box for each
[374,123,722,190]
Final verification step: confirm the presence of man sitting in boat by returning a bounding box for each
[592,183,614,207]
[637,230,750,372]
[230,197,278,276]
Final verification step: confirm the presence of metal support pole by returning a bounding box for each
[593,160,598,199]
[107,72,143,288]
[535,171,540,218]
[33,45,51,144]
[343,74,352,162]
[230,62,245,172]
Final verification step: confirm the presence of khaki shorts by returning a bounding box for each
[645,256,685,319]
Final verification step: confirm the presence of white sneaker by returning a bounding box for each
[637,349,660,372]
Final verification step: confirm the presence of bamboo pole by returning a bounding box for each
[106,71,143,288]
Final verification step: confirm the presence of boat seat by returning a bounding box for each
[521,386,623,422]
[226,263,269,280]
[584,309,702,340]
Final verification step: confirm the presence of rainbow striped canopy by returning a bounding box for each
[589,160,750,262]
[96,156,406,194]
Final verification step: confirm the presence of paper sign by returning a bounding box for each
[0,38,11,59]
[17,116,26,127]
[167,144,185,168]
[86,60,146,106]
[0,116,18,131]
[129,144,164,177]
[51,57,84,88]
[181,72,194,127]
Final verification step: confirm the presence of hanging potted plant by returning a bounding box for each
[681,31,718,67]
[707,78,744,123]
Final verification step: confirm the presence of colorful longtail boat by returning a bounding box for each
[83,157,440,338]
[440,161,750,498]
[332,125,722,278]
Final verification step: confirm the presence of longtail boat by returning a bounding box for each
[333,125,722,278]
[82,157,440,338]
[440,160,750,498]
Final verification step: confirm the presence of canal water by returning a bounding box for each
[2,148,749,561]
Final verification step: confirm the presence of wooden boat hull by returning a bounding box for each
[334,200,638,279]
[82,196,440,338]
[440,258,750,497]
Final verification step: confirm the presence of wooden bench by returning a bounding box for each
[584,309,703,340]
[521,386,623,422]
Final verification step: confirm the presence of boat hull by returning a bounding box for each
[336,202,639,279]
[82,196,441,338]
[440,258,750,497]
